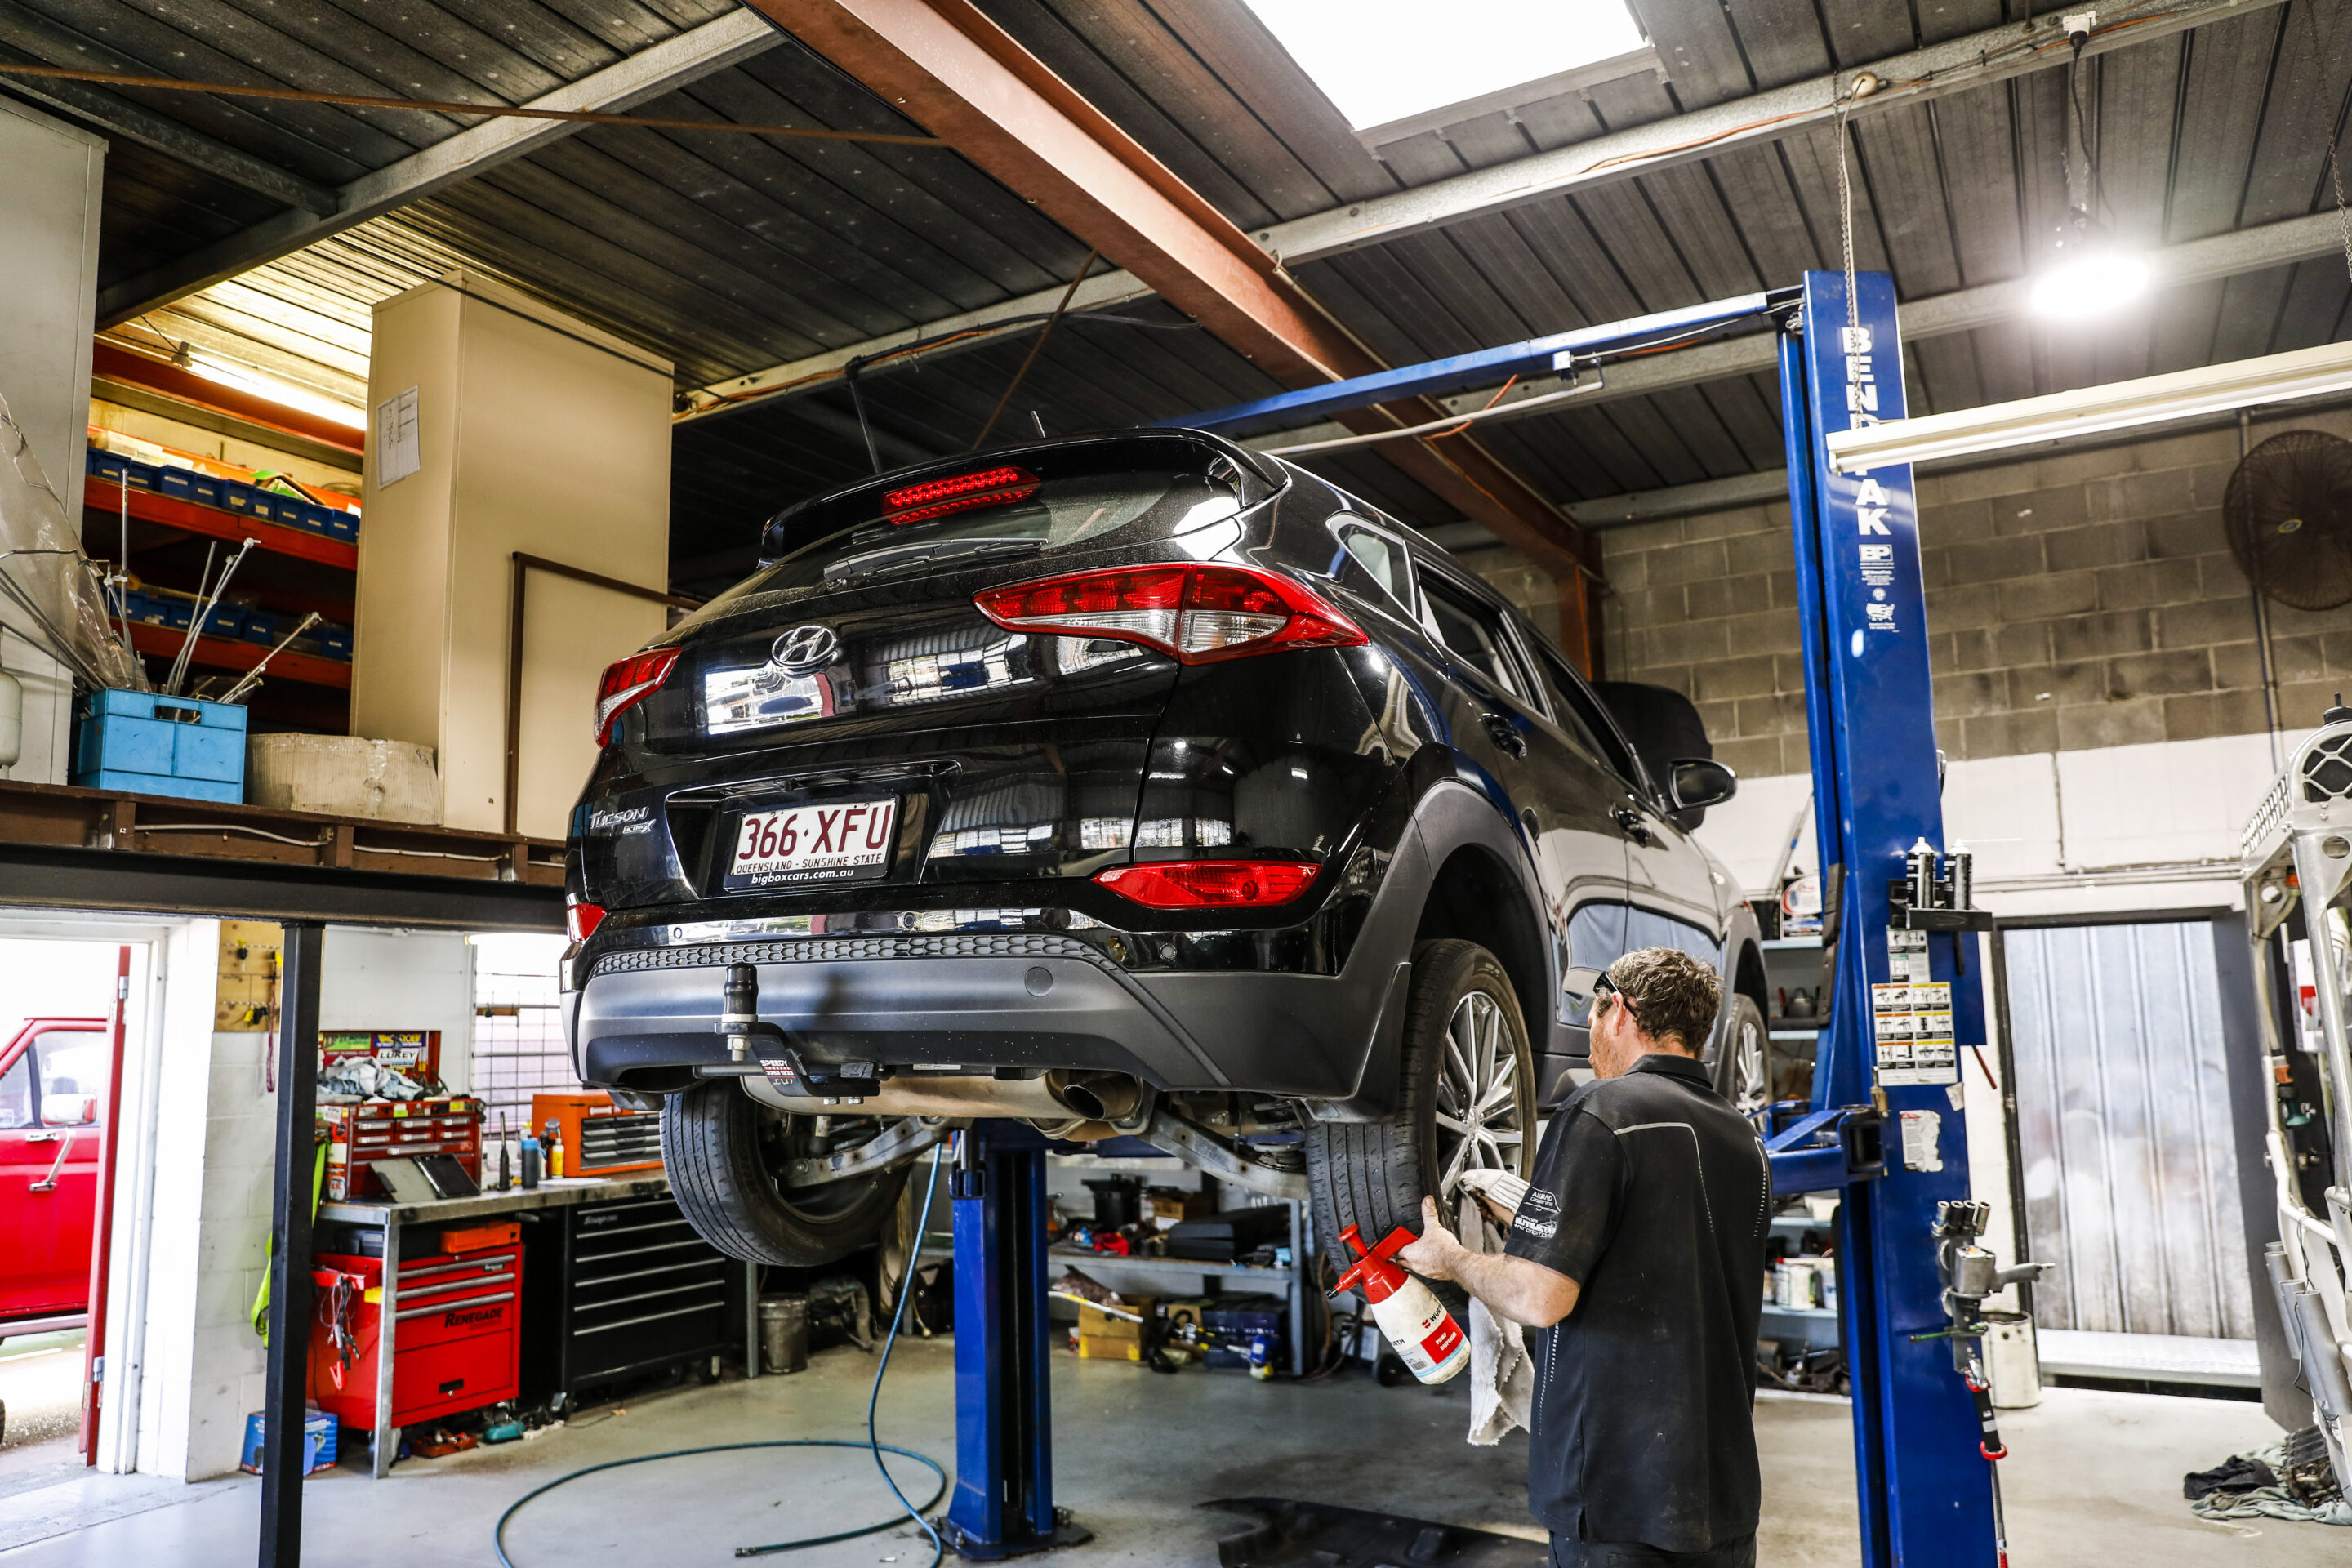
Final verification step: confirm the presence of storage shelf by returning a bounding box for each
[1049,1245,1292,1286]
[87,478,358,570]
[127,621,351,689]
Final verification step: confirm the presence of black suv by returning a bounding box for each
[563,430,1766,1268]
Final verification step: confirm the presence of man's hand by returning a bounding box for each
[1396,1196,1468,1281]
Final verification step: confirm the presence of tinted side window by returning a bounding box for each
[1422,577,1535,702]
[1530,641,1643,786]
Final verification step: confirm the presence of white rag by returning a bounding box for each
[1461,1192,1533,1444]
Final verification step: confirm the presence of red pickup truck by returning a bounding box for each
[0,1018,111,1337]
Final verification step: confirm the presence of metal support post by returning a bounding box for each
[1778,271,1996,1568]
[260,920,323,1567]
[938,1122,1089,1561]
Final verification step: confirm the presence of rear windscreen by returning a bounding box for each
[675,443,1279,631]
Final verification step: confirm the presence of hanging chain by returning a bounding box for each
[1834,82,1862,331]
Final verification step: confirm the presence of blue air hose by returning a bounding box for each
[492,1147,950,1567]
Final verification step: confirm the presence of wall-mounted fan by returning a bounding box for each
[2225,430,2352,611]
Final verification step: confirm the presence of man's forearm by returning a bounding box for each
[1440,1245,1580,1329]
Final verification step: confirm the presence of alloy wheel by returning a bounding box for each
[1432,989,1526,1201]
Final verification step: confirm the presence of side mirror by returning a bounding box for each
[1668,758,1738,813]
[1561,966,1605,1006]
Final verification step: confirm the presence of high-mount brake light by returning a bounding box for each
[1094,859,1322,909]
[566,901,607,942]
[883,466,1040,525]
[593,647,679,746]
[974,564,1365,664]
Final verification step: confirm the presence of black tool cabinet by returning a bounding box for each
[519,1192,746,1410]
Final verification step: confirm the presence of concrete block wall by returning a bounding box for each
[1524,411,2352,783]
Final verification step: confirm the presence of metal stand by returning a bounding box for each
[937,1123,1089,1561]
[260,920,323,1567]
[1771,272,1996,1568]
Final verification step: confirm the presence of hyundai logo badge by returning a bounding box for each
[770,624,840,673]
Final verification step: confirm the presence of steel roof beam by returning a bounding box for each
[96,8,786,326]
[746,0,1601,599]
[682,0,2284,421]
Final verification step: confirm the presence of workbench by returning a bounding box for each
[318,1174,757,1476]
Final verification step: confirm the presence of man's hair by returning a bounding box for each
[1606,947,1722,1053]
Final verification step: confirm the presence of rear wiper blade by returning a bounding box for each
[824,535,1040,583]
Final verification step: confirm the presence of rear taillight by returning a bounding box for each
[975,564,1365,664]
[567,901,607,942]
[594,648,679,746]
[884,466,1040,525]
[1094,859,1321,908]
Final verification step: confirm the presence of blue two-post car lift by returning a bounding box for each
[938,271,2006,1568]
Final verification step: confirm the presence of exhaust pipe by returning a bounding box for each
[738,1066,1150,1129]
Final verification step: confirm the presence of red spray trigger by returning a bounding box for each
[1328,1223,1417,1303]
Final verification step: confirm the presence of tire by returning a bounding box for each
[1713,993,1769,1120]
[662,1080,911,1267]
[1306,939,1535,1290]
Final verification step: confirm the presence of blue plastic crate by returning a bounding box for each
[87,448,128,486]
[314,625,353,661]
[217,479,265,520]
[202,603,247,639]
[74,689,247,803]
[322,508,359,543]
[240,608,283,645]
[121,591,191,630]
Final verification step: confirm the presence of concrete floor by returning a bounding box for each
[0,1336,2337,1566]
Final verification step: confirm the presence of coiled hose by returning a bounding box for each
[492,1147,950,1566]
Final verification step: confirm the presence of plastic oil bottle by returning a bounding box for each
[1330,1223,1469,1384]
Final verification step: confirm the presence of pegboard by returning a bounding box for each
[216,920,281,1032]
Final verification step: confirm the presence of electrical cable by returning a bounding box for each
[489,1147,948,1568]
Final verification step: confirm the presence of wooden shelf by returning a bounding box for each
[127,622,351,689]
[86,478,358,571]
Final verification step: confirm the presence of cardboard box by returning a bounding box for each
[239,1409,337,1476]
[1076,1334,1143,1361]
[1162,1298,1213,1338]
[1076,1297,1153,1341]
[1144,1187,1213,1227]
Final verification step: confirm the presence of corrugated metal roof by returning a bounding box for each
[13,0,2350,575]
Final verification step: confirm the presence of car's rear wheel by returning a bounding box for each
[1713,993,1769,1120]
[1305,939,1535,1287]
[662,1080,911,1267]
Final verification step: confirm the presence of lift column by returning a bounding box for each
[938,1123,1089,1561]
[1779,270,1996,1568]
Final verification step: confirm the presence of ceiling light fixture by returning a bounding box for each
[2030,9,2149,322]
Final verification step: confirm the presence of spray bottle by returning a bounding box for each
[1330,1223,1468,1385]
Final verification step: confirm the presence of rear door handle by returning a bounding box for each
[1481,713,1528,758]
[1612,805,1654,845]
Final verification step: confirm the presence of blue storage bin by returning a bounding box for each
[315,625,353,661]
[323,508,359,543]
[157,467,197,502]
[87,448,128,486]
[203,603,247,639]
[122,591,191,630]
[218,479,264,520]
[240,608,282,645]
[118,458,160,493]
[74,689,247,803]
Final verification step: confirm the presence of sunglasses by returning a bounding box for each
[1591,973,1636,1022]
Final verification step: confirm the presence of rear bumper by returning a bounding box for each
[567,933,1392,1096]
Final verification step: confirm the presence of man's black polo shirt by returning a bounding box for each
[1503,1053,1770,1553]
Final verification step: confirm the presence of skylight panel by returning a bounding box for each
[1241,0,1648,133]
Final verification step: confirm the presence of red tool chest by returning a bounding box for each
[309,1241,522,1430]
[318,1097,482,1200]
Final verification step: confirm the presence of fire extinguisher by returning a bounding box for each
[1330,1224,1468,1385]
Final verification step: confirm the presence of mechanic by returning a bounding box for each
[1400,946,1770,1568]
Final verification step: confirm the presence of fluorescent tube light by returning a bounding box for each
[1824,338,2352,474]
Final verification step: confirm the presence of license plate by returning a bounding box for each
[726,800,898,888]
